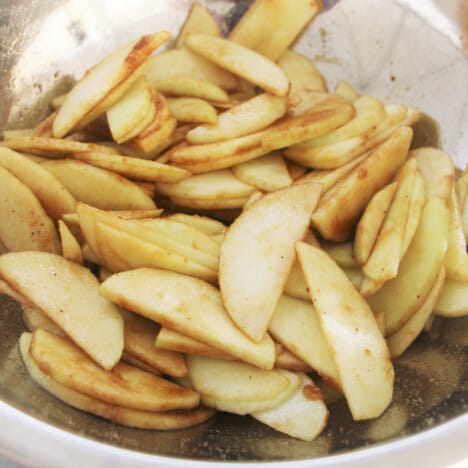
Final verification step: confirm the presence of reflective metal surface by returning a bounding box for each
[0,0,467,465]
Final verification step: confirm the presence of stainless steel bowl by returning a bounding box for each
[0,0,467,466]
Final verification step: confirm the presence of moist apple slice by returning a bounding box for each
[100,268,276,369]
[386,267,446,358]
[176,2,221,48]
[219,182,321,342]
[156,327,235,360]
[251,373,328,442]
[361,159,418,284]
[228,0,321,62]
[121,309,187,378]
[434,277,468,317]
[146,49,238,90]
[296,242,394,420]
[186,93,288,145]
[184,34,289,96]
[58,220,83,264]
[0,252,123,369]
[269,295,339,383]
[311,126,412,241]
[354,182,398,265]
[20,332,215,430]
[25,329,199,412]
[72,151,190,183]
[367,196,450,336]
[41,159,156,210]
[0,166,60,253]
[167,97,218,124]
[53,31,171,138]
[0,147,76,220]
[186,355,301,414]
[232,152,292,192]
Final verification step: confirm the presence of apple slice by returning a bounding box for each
[362,159,418,283]
[275,348,313,372]
[100,268,276,369]
[261,101,355,152]
[53,32,171,138]
[58,220,83,264]
[184,34,289,96]
[106,77,154,143]
[72,151,190,183]
[186,93,288,145]
[0,148,76,220]
[125,92,176,156]
[269,295,339,383]
[0,166,60,253]
[186,355,301,414]
[311,126,412,241]
[354,182,398,265]
[387,267,446,358]
[121,310,187,377]
[284,104,411,169]
[0,136,116,157]
[41,159,156,210]
[176,2,221,48]
[411,147,454,201]
[146,49,238,90]
[335,80,360,101]
[231,151,292,192]
[444,186,468,281]
[367,196,450,336]
[219,182,321,342]
[152,77,229,102]
[251,373,328,442]
[0,251,123,369]
[94,222,217,281]
[156,327,235,360]
[28,329,198,411]
[297,96,386,149]
[296,242,394,420]
[166,213,226,236]
[228,0,321,61]
[155,168,255,202]
[170,128,270,173]
[401,171,426,257]
[278,50,327,98]
[434,278,468,317]
[167,97,218,124]
[20,332,215,430]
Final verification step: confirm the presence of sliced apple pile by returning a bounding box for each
[76,203,218,281]
[0,0,465,443]
[100,268,276,370]
[53,31,171,138]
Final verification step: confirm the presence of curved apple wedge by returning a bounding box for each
[367,196,450,336]
[296,242,394,421]
[219,182,322,342]
[28,328,198,411]
[0,147,77,221]
[184,34,289,96]
[53,31,171,138]
[186,355,301,414]
[100,268,276,370]
[20,333,215,430]
[251,373,329,442]
[0,166,60,253]
[0,252,124,369]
